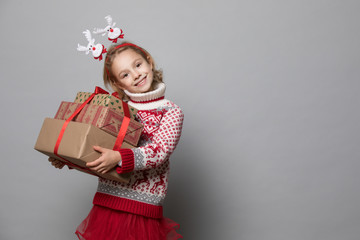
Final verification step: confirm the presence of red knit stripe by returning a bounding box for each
[93,192,163,219]
[116,149,134,173]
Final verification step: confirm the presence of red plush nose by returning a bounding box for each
[92,47,96,51]
[110,29,114,32]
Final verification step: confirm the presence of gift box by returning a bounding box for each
[34,118,132,183]
[54,101,143,147]
[74,91,138,119]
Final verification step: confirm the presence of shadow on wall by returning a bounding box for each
[164,137,211,238]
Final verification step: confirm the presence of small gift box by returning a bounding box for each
[74,91,138,119]
[54,101,143,147]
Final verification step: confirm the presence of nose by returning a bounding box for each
[132,69,141,79]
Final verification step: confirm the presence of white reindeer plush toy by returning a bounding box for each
[93,15,124,43]
[77,30,107,61]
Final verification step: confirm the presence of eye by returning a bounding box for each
[136,62,142,68]
[122,73,129,79]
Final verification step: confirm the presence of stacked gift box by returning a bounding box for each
[34,87,143,183]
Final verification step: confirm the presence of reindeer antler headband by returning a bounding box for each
[77,15,146,61]
[93,15,124,43]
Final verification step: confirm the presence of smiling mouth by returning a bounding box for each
[135,75,147,86]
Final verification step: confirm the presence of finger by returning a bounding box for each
[88,163,106,173]
[54,161,61,168]
[86,158,103,168]
[101,164,115,174]
[51,159,60,164]
[93,145,105,153]
[56,163,64,169]
[96,166,108,174]
[90,163,107,173]
[89,166,102,173]
[55,162,65,168]
[54,160,63,166]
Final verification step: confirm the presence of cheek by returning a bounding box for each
[149,70,155,80]
[114,78,126,89]
[143,62,152,72]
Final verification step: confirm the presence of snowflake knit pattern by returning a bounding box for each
[93,83,184,218]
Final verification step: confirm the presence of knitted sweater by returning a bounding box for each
[93,83,184,218]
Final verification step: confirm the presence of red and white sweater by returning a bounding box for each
[93,83,184,218]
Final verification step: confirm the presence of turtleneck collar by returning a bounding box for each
[124,83,166,103]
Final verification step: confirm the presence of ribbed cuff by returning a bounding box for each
[116,149,135,174]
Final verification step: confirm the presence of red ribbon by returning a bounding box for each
[94,55,103,61]
[110,91,131,151]
[108,34,125,43]
[109,38,117,43]
[113,101,131,151]
[53,86,130,175]
[93,46,108,61]
[109,91,131,151]
[111,91,120,98]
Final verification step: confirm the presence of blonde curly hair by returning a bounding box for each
[103,42,163,100]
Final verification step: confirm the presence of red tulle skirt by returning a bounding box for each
[75,205,183,240]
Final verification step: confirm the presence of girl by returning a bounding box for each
[49,42,184,239]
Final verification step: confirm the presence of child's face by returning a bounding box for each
[111,49,154,94]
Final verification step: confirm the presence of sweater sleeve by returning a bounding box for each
[116,106,184,173]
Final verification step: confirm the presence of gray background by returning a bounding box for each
[1,0,360,239]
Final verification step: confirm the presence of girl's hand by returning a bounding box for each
[48,157,65,169]
[86,146,121,174]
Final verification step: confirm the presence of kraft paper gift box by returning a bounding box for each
[74,91,138,120]
[54,101,143,147]
[34,118,131,183]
